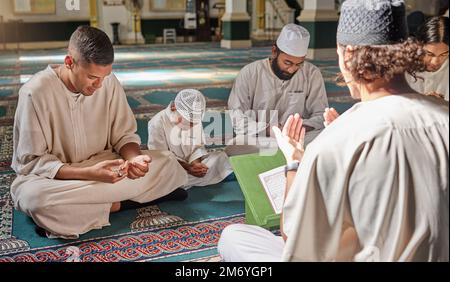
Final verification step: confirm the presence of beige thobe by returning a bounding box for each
[11,65,187,239]
[282,94,449,261]
[227,58,329,145]
[147,106,233,188]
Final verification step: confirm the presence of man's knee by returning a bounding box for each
[218,224,247,261]
[15,187,50,215]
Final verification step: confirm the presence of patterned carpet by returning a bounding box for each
[0,43,354,262]
[0,214,244,262]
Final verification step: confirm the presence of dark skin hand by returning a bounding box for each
[179,158,208,178]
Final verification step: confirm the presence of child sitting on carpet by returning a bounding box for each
[147,89,234,189]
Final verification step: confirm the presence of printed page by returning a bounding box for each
[258,166,286,214]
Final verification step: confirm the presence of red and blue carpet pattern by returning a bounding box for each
[0,214,244,262]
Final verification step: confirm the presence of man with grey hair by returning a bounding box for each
[11,26,188,239]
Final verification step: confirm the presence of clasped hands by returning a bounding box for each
[88,155,152,184]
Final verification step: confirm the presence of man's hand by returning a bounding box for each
[86,159,129,183]
[188,160,208,178]
[272,113,306,164]
[266,123,283,137]
[127,155,151,180]
[323,107,340,127]
[426,91,445,99]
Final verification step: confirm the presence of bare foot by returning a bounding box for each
[110,202,121,213]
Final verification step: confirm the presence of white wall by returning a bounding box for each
[0,0,90,22]
[141,0,224,19]
[97,3,129,41]
[0,0,226,23]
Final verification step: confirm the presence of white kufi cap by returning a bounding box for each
[174,89,206,123]
[276,24,310,57]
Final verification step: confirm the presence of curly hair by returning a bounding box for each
[336,38,427,86]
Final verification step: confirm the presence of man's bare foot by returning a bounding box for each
[110,202,121,213]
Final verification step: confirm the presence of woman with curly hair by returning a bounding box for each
[406,16,449,101]
[218,0,448,262]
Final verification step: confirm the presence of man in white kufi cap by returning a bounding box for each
[227,24,328,153]
[148,89,234,188]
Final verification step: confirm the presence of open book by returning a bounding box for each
[258,165,286,214]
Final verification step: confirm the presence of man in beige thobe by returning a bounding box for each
[11,26,188,239]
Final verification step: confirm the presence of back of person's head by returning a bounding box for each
[416,16,449,46]
[336,0,426,84]
[69,26,114,66]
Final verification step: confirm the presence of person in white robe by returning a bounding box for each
[148,89,233,188]
[218,0,449,262]
[406,16,449,101]
[11,26,188,239]
[227,24,328,151]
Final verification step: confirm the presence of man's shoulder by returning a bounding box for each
[302,61,322,75]
[97,73,120,93]
[310,94,449,153]
[19,67,55,97]
[306,103,387,155]
[93,73,122,100]
[148,109,166,125]
[240,59,267,75]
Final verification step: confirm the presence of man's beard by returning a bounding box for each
[271,57,297,80]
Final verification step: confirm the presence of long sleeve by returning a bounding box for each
[302,66,328,144]
[147,117,169,151]
[109,75,141,153]
[228,67,269,136]
[281,144,348,262]
[11,91,64,179]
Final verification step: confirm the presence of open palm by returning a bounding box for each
[272,114,306,163]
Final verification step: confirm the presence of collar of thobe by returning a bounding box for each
[49,65,83,103]
[164,104,174,119]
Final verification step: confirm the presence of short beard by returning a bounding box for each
[271,56,296,80]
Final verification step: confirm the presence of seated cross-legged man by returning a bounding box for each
[11,26,188,239]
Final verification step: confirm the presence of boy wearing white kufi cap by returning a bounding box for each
[227,24,328,151]
[148,89,234,188]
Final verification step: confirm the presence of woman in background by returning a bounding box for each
[406,16,449,101]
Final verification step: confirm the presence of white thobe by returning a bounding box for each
[282,93,449,262]
[406,58,449,101]
[11,65,187,238]
[147,106,233,188]
[219,93,449,262]
[227,58,329,145]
